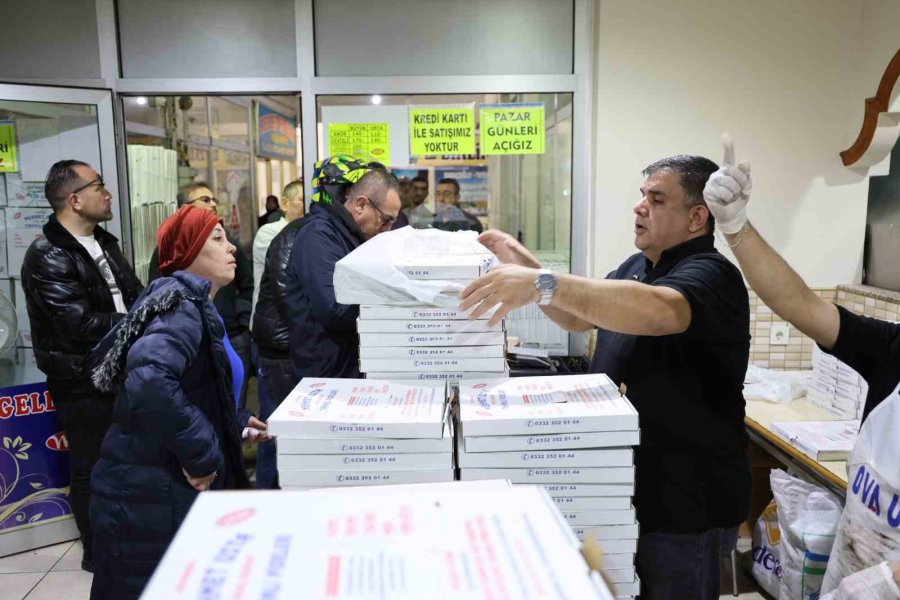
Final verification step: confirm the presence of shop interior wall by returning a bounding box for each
[2,0,102,80]
[590,0,899,288]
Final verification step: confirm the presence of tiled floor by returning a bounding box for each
[0,540,769,600]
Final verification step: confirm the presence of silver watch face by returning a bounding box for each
[538,272,556,292]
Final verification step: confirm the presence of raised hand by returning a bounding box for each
[477,229,542,268]
[703,133,753,234]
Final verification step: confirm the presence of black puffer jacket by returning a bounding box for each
[252,218,308,359]
[21,215,143,392]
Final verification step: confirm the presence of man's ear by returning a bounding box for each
[279,195,290,212]
[689,203,710,234]
[67,192,82,212]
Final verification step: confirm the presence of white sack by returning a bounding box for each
[770,468,843,600]
[334,226,496,308]
[751,499,784,598]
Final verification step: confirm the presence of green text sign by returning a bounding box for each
[479,104,544,155]
[0,121,18,172]
[327,122,390,165]
[409,106,475,156]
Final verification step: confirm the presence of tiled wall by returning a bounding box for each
[587,285,900,369]
[750,284,900,369]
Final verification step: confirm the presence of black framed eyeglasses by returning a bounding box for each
[365,196,397,226]
[191,195,218,206]
[69,178,106,196]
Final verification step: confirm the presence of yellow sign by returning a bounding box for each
[479,104,545,155]
[409,106,475,156]
[327,123,390,165]
[0,121,18,172]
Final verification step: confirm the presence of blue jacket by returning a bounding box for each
[286,201,366,380]
[88,272,249,600]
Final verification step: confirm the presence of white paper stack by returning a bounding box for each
[141,485,617,600]
[358,303,509,383]
[770,419,860,461]
[457,373,641,598]
[807,346,868,419]
[267,378,455,489]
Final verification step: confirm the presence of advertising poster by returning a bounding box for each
[0,122,18,173]
[256,104,297,161]
[408,105,476,157]
[327,123,390,165]
[0,382,72,537]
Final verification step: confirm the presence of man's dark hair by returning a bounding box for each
[282,179,304,200]
[642,155,718,233]
[437,178,460,197]
[44,159,90,212]
[344,168,400,206]
[411,176,428,186]
[176,181,212,206]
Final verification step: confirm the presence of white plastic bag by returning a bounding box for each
[751,500,783,598]
[770,468,843,600]
[744,365,807,404]
[333,226,495,308]
[822,382,900,594]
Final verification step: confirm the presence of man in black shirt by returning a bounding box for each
[703,135,900,593]
[461,154,751,599]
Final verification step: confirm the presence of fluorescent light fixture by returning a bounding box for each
[371,95,382,105]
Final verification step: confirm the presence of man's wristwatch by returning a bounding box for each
[534,268,557,306]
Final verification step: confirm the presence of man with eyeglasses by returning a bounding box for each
[147,182,255,410]
[21,159,144,573]
[284,155,401,382]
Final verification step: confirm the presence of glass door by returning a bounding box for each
[0,83,118,556]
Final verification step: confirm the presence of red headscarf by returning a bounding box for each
[156,205,223,276]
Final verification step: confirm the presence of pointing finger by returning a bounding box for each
[722,133,735,167]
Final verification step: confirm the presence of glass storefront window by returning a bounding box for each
[177,96,209,140]
[122,96,167,129]
[317,92,574,352]
[213,149,253,250]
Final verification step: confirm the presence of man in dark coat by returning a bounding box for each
[147,182,254,408]
[21,159,144,572]
[285,155,401,383]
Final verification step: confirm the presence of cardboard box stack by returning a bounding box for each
[267,378,455,490]
[356,253,509,383]
[457,373,641,599]
[807,346,868,419]
[141,484,618,600]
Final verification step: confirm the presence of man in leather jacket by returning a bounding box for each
[21,160,144,572]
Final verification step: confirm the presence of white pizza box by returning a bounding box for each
[357,318,503,334]
[543,482,635,497]
[268,378,447,439]
[359,344,506,359]
[276,421,453,455]
[610,574,641,597]
[361,356,507,373]
[394,253,493,279]
[458,374,639,436]
[551,496,633,511]
[598,553,635,570]
[304,479,514,494]
[573,523,640,540]
[560,508,636,527]
[459,466,635,484]
[360,304,493,321]
[365,369,509,382]
[457,447,633,469]
[604,567,636,584]
[590,538,638,554]
[359,331,506,347]
[278,468,455,488]
[462,429,640,452]
[140,486,615,600]
[5,207,51,279]
[277,451,451,471]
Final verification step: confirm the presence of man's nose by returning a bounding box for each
[633,197,648,214]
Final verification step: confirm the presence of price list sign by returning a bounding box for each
[327,123,390,165]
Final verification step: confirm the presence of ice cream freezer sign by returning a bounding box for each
[480,103,545,155]
[0,382,72,534]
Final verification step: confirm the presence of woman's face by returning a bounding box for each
[187,224,236,290]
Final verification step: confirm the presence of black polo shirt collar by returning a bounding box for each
[643,234,716,283]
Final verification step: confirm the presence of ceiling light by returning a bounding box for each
[371,95,382,105]
[135,96,148,106]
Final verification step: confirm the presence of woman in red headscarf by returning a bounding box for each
[87,206,269,600]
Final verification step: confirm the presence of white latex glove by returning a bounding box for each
[703,133,753,234]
